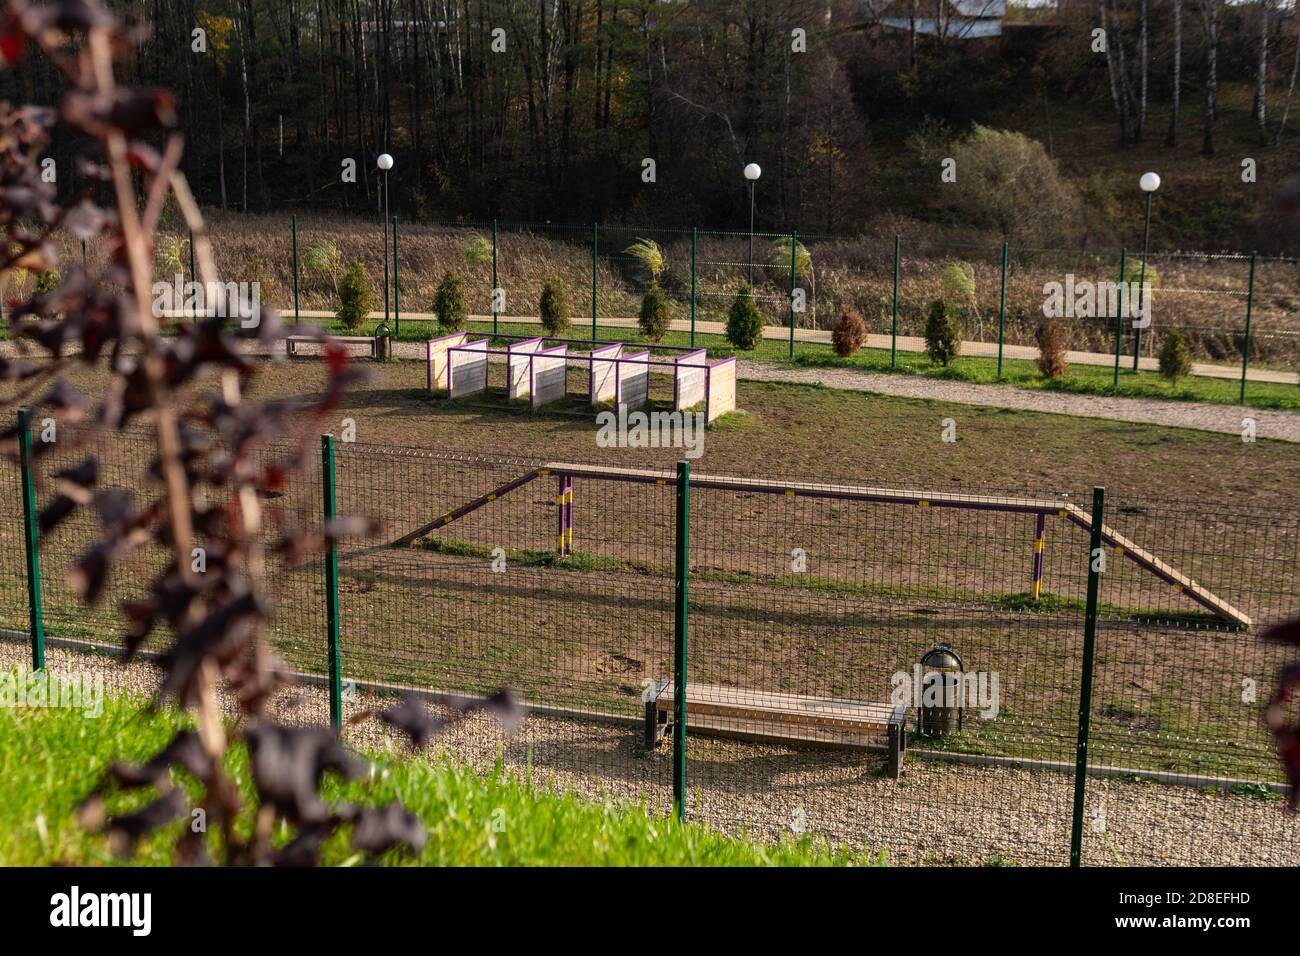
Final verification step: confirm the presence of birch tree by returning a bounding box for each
[1197,0,1220,156]
[1254,0,1272,145]
[1277,26,1300,145]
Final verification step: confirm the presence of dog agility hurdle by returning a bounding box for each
[390,461,1250,627]
[426,332,737,422]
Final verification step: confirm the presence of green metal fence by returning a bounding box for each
[121,213,1300,405]
[3,419,1297,865]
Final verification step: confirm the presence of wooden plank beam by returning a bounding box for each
[555,463,1248,627]
[390,467,545,547]
[547,461,1062,514]
[1062,503,1251,627]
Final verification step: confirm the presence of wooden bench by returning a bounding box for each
[644,680,908,779]
[286,334,377,358]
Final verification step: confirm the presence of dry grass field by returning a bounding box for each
[31,211,1300,369]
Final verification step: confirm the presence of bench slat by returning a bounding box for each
[287,335,374,344]
[656,682,902,730]
[665,712,887,747]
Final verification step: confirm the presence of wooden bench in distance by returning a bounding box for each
[644,680,907,779]
[286,334,377,358]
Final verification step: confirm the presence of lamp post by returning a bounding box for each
[1134,171,1160,370]
[377,153,394,326]
[744,162,762,283]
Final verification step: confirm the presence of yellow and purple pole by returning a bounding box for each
[1031,513,1047,602]
[556,474,573,556]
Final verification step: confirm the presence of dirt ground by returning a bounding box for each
[1,356,1296,773]
[0,352,1294,860]
[6,354,1299,506]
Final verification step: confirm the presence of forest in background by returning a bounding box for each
[3,0,1300,253]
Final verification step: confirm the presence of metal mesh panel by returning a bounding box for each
[329,443,675,814]
[0,453,27,635]
[1,420,1295,864]
[680,473,1085,864]
[695,228,794,331]
[1078,492,1299,866]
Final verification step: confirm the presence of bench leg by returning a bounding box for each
[643,699,658,750]
[886,723,902,780]
[644,701,671,750]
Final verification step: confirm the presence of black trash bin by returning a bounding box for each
[918,643,964,737]
[374,320,392,361]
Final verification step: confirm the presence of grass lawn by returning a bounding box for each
[0,684,880,866]
[308,315,1300,411]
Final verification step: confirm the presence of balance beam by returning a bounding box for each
[388,460,1249,627]
[542,463,1250,627]
[389,467,549,548]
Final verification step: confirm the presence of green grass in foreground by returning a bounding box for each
[0,683,881,866]
[312,315,1299,411]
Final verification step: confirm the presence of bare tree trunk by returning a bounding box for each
[1100,1,1129,143]
[1255,0,1271,145]
[1166,0,1181,145]
[214,56,227,211]
[234,13,251,212]
[1277,28,1300,145]
[909,0,917,67]
[1138,0,1148,138]
[1199,0,1219,156]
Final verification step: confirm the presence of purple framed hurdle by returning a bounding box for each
[429,333,734,421]
[390,462,1250,627]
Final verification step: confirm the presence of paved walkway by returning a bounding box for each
[734,361,1300,443]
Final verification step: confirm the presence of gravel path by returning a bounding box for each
[5,637,1295,866]
[735,360,1300,443]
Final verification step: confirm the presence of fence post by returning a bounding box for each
[188,229,197,310]
[291,214,299,325]
[996,241,1008,379]
[673,459,690,824]
[890,235,900,369]
[788,231,797,361]
[18,408,44,671]
[392,217,400,336]
[1133,253,1145,371]
[1112,247,1127,389]
[491,218,499,336]
[690,227,697,349]
[1240,252,1257,406]
[1069,485,1105,867]
[591,221,599,339]
[321,434,342,733]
